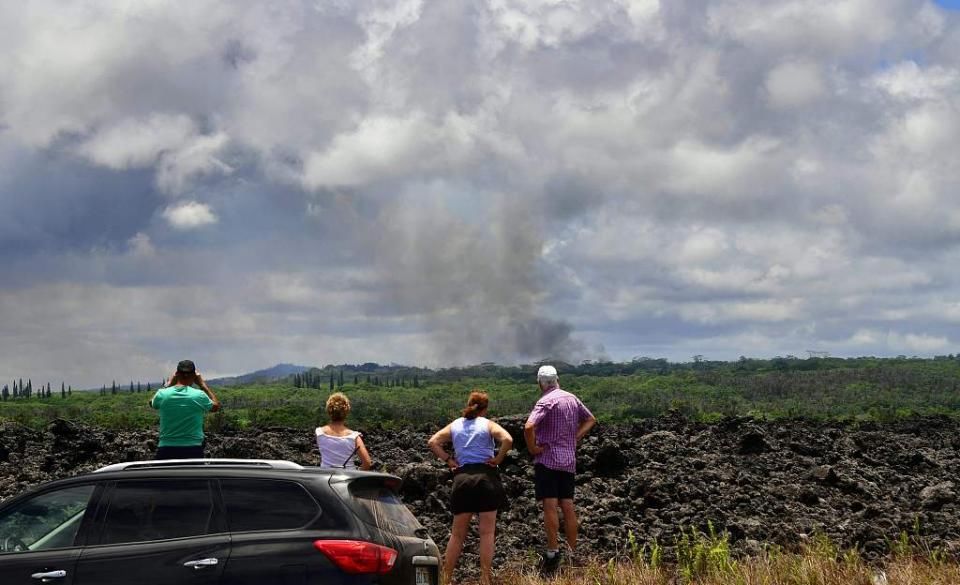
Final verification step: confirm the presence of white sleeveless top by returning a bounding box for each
[315,428,361,469]
[451,416,495,465]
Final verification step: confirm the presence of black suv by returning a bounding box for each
[0,459,439,585]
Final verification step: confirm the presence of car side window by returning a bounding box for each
[220,479,320,532]
[98,480,215,545]
[0,484,95,554]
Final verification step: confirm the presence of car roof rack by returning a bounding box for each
[94,459,305,473]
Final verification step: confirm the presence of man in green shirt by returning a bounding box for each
[150,359,221,460]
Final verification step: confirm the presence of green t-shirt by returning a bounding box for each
[151,385,214,447]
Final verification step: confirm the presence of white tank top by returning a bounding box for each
[315,428,361,469]
[451,416,495,465]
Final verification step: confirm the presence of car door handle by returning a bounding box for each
[183,558,219,569]
[31,570,67,581]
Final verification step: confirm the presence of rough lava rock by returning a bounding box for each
[919,482,956,511]
[1,415,959,578]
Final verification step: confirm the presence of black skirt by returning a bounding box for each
[450,464,506,515]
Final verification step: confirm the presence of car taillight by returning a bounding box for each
[313,540,398,574]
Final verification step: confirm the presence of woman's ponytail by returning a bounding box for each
[461,391,489,419]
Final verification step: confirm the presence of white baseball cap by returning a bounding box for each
[537,365,558,378]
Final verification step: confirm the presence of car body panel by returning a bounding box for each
[0,549,82,585]
[74,536,230,585]
[0,462,440,585]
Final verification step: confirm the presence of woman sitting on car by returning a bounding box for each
[316,392,372,470]
[428,391,513,585]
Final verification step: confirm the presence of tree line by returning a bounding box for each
[1,379,161,401]
[2,380,72,401]
[94,380,160,396]
[292,369,420,390]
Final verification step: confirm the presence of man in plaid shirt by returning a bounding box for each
[524,364,597,572]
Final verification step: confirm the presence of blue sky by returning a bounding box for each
[1,1,960,387]
[936,0,960,9]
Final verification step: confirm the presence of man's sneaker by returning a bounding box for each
[537,550,562,576]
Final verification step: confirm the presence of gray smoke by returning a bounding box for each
[357,192,586,364]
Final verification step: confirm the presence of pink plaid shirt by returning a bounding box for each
[526,387,594,473]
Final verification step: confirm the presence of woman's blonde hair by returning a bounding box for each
[461,391,489,419]
[326,392,351,422]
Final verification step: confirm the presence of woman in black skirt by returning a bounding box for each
[428,391,513,585]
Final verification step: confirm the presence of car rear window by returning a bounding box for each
[220,479,320,532]
[347,479,424,537]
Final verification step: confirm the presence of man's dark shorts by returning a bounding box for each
[534,463,575,500]
[155,445,204,460]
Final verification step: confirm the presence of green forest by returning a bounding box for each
[2,356,959,430]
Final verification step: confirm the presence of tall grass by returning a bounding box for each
[495,554,960,585]
[490,528,959,585]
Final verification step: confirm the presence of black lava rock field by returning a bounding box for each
[1,413,958,574]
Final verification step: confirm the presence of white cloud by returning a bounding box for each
[850,329,881,346]
[664,136,782,200]
[155,133,233,195]
[302,113,477,188]
[871,61,960,102]
[162,202,218,230]
[2,0,960,384]
[898,104,960,155]
[765,60,827,109]
[0,277,441,387]
[127,232,156,258]
[486,0,608,50]
[707,0,904,54]
[77,114,197,169]
[678,299,804,324]
[76,114,232,194]
[900,332,950,353]
[0,3,235,147]
[676,228,730,264]
[351,0,426,80]
[618,0,662,33]
[845,329,950,354]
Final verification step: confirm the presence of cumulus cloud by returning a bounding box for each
[76,114,233,194]
[871,60,960,101]
[765,60,827,109]
[706,0,913,55]
[162,202,218,230]
[155,133,233,194]
[2,0,960,385]
[302,113,477,188]
[127,233,156,258]
[77,114,197,170]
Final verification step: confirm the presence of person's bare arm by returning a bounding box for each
[576,415,597,442]
[524,420,544,456]
[196,373,221,412]
[486,421,513,466]
[427,424,457,470]
[356,435,372,470]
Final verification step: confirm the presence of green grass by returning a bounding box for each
[3,358,960,430]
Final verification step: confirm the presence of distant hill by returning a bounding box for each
[67,353,960,393]
[207,363,312,387]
